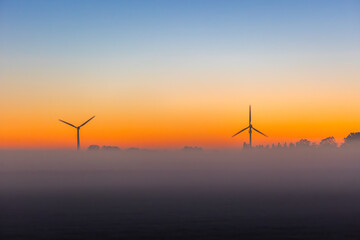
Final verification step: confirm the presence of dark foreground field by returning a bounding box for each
[1,149,360,239]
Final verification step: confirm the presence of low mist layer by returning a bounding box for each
[1,149,360,239]
[1,148,360,193]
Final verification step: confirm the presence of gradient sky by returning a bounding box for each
[1,0,359,149]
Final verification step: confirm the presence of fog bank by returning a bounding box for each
[1,149,360,193]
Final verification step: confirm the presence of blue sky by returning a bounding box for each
[1,0,359,59]
[1,0,358,91]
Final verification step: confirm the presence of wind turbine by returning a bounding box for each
[232,106,267,148]
[59,116,95,150]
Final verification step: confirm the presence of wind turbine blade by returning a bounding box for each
[252,127,268,137]
[232,126,249,137]
[249,105,251,124]
[59,119,77,128]
[79,116,95,127]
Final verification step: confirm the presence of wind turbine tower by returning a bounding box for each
[232,106,267,148]
[59,116,95,150]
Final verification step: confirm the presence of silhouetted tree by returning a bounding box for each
[126,147,139,151]
[320,136,337,148]
[289,142,295,148]
[102,146,120,151]
[182,146,202,151]
[343,132,360,147]
[88,145,100,151]
[283,142,288,148]
[296,139,311,148]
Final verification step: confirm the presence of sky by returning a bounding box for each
[0,0,359,149]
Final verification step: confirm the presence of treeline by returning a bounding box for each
[87,145,203,151]
[251,132,360,149]
[87,132,360,151]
